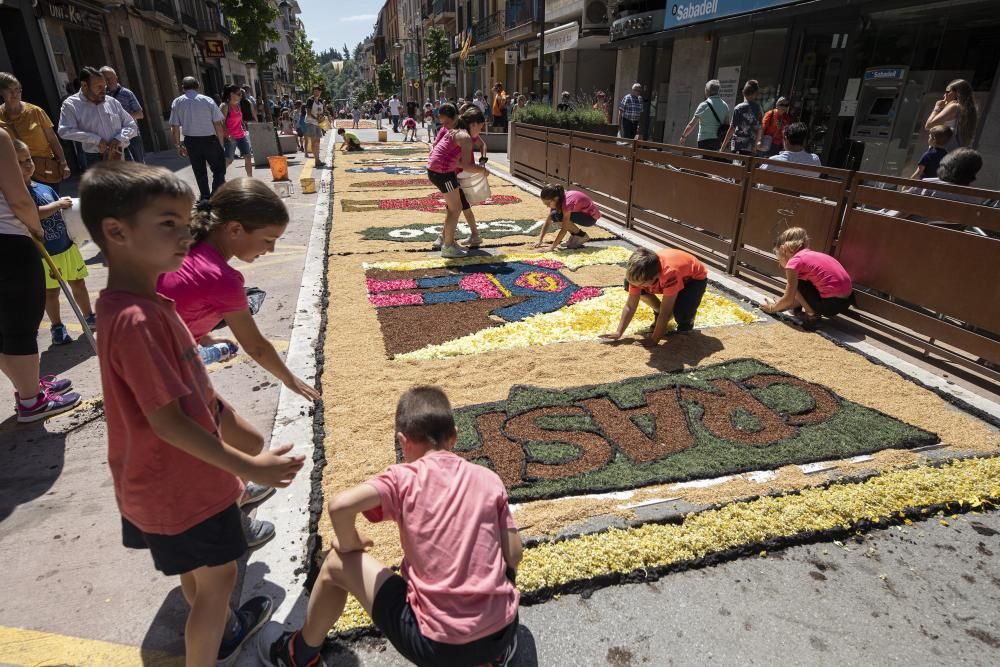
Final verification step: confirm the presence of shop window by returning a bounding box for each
[746,28,787,112]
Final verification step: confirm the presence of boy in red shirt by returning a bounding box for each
[601,247,709,345]
[262,386,521,667]
[80,162,305,667]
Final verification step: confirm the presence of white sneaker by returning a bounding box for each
[565,232,590,249]
[464,234,483,248]
[431,234,443,251]
[441,244,467,259]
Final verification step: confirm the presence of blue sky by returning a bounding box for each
[298,0,383,56]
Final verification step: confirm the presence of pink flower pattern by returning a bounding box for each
[522,259,565,270]
[567,287,603,305]
[369,292,424,308]
[367,278,417,293]
[459,273,505,299]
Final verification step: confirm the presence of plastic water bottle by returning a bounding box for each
[199,342,238,365]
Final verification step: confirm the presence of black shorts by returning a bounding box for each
[798,280,855,318]
[427,169,470,211]
[371,574,518,667]
[0,234,46,355]
[624,277,708,331]
[553,210,598,227]
[122,504,247,576]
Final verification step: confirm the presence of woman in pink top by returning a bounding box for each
[535,183,602,251]
[157,177,319,402]
[263,386,521,667]
[762,226,855,326]
[426,106,488,258]
[220,85,252,177]
[429,103,486,251]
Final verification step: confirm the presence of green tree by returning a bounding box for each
[292,22,322,90]
[424,27,451,94]
[221,0,280,120]
[343,44,351,60]
[376,62,396,98]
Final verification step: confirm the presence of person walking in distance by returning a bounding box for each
[58,67,137,168]
[722,79,762,155]
[491,83,508,131]
[678,79,730,151]
[100,66,146,163]
[169,77,227,202]
[388,94,401,133]
[618,83,644,140]
[758,96,790,157]
[220,85,253,178]
[304,86,326,168]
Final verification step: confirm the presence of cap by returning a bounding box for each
[776,96,789,106]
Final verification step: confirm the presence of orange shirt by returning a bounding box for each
[628,249,708,297]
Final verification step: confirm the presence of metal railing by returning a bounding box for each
[506,0,538,29]
[474,9,504,42]
[433,0,456,14]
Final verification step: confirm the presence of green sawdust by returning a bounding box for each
[361,219,542,242]
[451,358,939,502]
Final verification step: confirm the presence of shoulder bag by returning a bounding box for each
[706,99,729,140]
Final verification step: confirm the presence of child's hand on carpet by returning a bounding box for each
[532,240,545,248]
[761,300,777,314]
[598,332,621,342]
[635,335,662,348]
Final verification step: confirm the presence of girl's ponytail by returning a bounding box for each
[190,200,217,242]
[190,177,289,242]
[774,226,809,257]
[539,183,566,209]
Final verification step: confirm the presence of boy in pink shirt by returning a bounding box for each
[762,226,855,326]
[262,386,522,667]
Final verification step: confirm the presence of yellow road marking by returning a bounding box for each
[0,625,182,666]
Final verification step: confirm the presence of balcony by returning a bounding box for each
[135,0,180,26]
[181,12,198,32]
[433,0,456,14]
[505,0,538,30]
[474,9,504,44]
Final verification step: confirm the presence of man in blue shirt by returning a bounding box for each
[169,77,226,201]
[101,66,145,164]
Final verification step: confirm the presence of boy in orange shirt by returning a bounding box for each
[600,247,709,345]
[261,386,521,667]
[80,162,305,667]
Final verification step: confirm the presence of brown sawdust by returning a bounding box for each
[320,250,999,563]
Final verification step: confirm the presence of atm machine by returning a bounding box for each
[850,66,910,174]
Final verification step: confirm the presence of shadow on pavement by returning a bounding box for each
[645,331,725,373]
[0,421,67,523]
[39,336,97,380]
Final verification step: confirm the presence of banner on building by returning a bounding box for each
[43,0,105,32]
[665,0,803,30]
[204,40,226,58]
[404,52,419,81]
[540,22,579,55]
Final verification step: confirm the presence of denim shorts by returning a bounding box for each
[225,136,252,160]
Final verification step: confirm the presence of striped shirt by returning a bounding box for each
[618,93,643,121]
[58,92,137,154]
[168,91,224,137]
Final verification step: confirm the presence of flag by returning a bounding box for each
[459,29,472,62]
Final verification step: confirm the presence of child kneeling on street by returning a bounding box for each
[262,386,521,667]
[82,162,305,666]
[761,227,854,327]
[534,183,601,251]
[601,247,709,345]
[337,128,363,152]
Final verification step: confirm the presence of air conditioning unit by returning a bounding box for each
[582,0,610,31]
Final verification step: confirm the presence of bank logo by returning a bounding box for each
[672,0,719,22]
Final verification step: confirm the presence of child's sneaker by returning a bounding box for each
[16,389,81,423]
[260,628,327,667]
[240,482,276,510]
[464,234,483,248]
[564,232,590,249]
[244,517,276,552]
[39,375,74,396]
[85,313,97,331]
[431,234,444,251]
[441,244,466,259]
[217,595,274,666]
[489,633,518,667]
[50,324,72,346]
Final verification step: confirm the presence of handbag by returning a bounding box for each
[706,99,729,140]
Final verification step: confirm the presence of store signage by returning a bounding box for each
[864,68,906,81]
[610,10,665,41]
[204,40,226,58]
[44,1,105,32]
[505,49,518,64]
[665,0,802,30]
[541,22,579,55]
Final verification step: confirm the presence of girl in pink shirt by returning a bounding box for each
[429,103,487,252]
[220,85,253,177]
[157,177,320,402]
[426,106,488,258]
[535,184,602,251]
[762,226,855,326]
[263,386,521,667]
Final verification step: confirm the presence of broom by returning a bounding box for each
[33,238,98,355]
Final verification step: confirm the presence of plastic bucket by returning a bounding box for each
[458,172,491,205]
[378,129,388,142]
[268,156,289,181]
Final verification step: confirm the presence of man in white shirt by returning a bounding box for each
[58,66,137,169]
[168,77,226,201]
[388,95,402,133]
[761,122,822,178]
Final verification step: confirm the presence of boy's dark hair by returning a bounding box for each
[783,122,808,147]
[337,128,346,135]
[438,102,458,119]
[539,183,566,209]
[625,247,661,285]
[395,386,455,449]
[743,79,759,97]
[79,66,101,85]
[223,84,241,99]
[191,177,289,242]
[937,148,983,186]
[928,124,954,146]
[79,162,193,252]
[453,105,485,131]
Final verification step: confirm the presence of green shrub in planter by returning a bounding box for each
[511,104,608,133]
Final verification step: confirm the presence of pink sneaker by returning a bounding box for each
[16,389,81,423]
[40,375,74,395]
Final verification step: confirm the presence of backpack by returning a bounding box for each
[705,99,729,140]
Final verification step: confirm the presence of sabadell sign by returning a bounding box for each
[666,0,802,29]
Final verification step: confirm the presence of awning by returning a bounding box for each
[537,22,579,55]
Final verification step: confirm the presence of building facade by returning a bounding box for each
[607,0,1000,187]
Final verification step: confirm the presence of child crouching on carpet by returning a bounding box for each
[534,184,601,251]
[337,128,363,151]
[261,386,521,667]
[600,247,709,345]
[761,227,854,327]
[402,115,418,142]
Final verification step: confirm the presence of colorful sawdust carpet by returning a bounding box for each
[334,119,378,128]
[447,358,938,502]
[361,219,542,242]
[343,192,521,212]
[345,165,428,175]
[350,178,432,189]
[363,248,756,359]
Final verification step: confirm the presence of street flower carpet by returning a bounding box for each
[321,145,1000,634]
